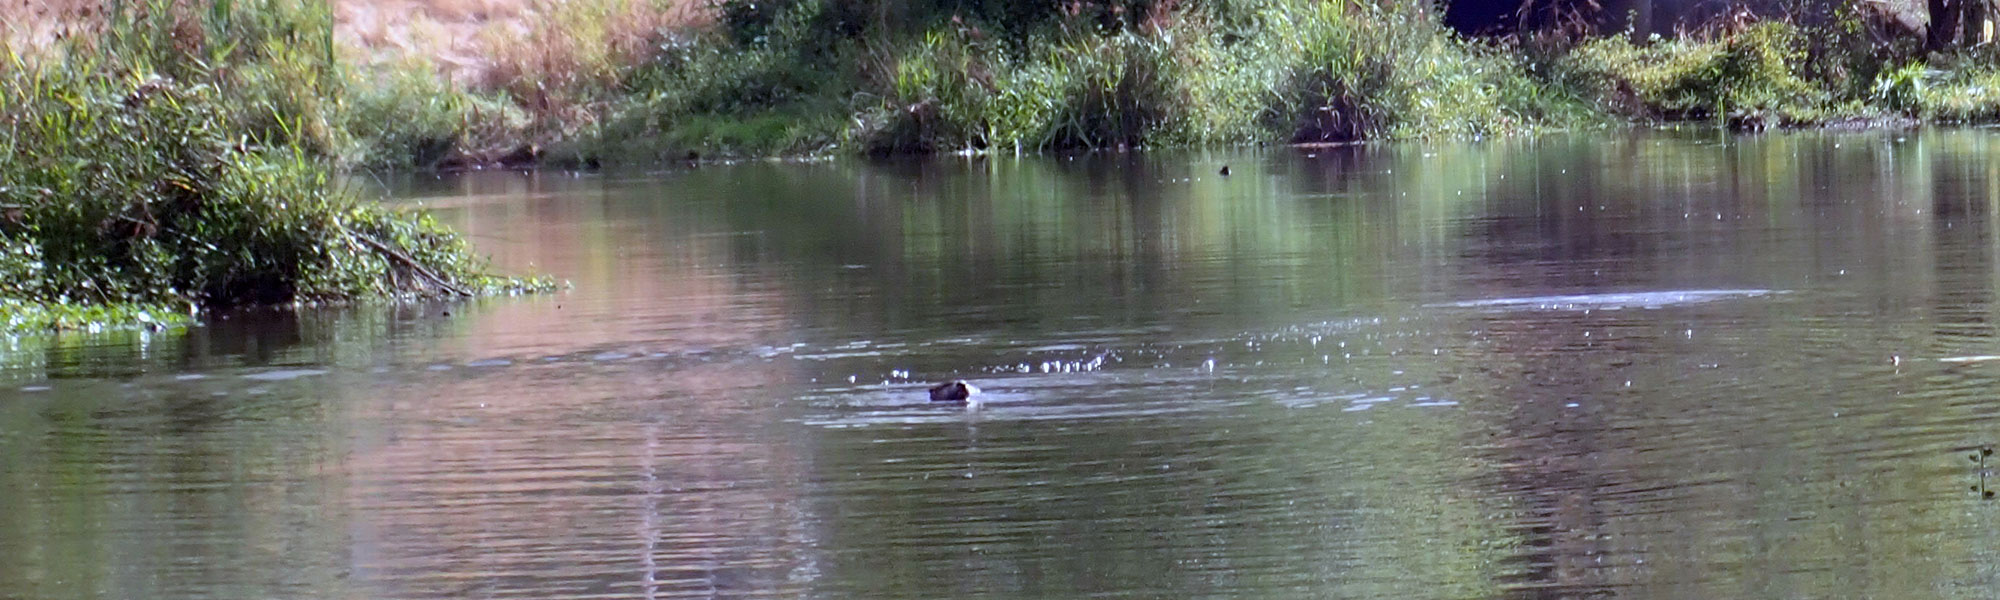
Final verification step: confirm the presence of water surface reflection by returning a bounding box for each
[6,131,2000,598]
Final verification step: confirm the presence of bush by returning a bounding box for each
[592,5,857,161]
[861,29,1005,154]
[0,1,551,331]
[1226,0,1561,142]
[344,59,481,169]
[1919,60,2000,121]
[1564,22,1822,121]
[849,0,1572,154]
[858,26,1187,153]
[1038,31,1184,149]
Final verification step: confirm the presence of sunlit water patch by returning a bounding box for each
[1438,289,1781,311]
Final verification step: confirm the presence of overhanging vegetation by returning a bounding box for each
[0,0,554,332]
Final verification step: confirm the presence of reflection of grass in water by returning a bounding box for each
[670,152,1500,335]
[0,329,167,380]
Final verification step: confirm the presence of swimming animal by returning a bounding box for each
[928,380,981,403]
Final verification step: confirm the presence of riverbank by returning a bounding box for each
[325,0,2000,166]
[14,0,1997,167]
[17,1,2000,169]
[1,1,556,333]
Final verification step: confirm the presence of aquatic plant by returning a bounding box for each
[1033,31,1183,149]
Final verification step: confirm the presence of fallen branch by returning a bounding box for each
[353,232,472,297]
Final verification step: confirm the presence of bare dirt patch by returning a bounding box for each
[5,0,703,90]
[2,0,107,50]
[337,0,704,88]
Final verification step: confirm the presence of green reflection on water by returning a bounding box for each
[7,130,2000,598]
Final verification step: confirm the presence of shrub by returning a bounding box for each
[0,1,551,331]
[1564,22,1821,121]
[1038,30,1184,149]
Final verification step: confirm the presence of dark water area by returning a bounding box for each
[8,130,2000,598]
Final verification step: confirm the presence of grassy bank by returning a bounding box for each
[26,0,1986,169]
[314,0,2000,166]
[586,0,1599,161]
[1,0,553,332]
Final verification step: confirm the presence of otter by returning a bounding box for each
[928,380,981,403]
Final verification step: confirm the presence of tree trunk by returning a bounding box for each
[1929,0,1961,51]
[1972,0,1994,44]
[1930,0,1998,50]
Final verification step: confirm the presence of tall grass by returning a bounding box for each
[839,0,1580,155]
[93,0,351,156]
[343,56,533,169]
[1563,22,1821,122]
[1898,48,2000,123]
[589,1,856,161]
[481,0,689,144]
[594,0,2000,156]
[860,27,1185,153]
[325,0,700,167]
[1547,11,1940,128]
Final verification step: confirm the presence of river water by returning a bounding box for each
[6,130,2000,598]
